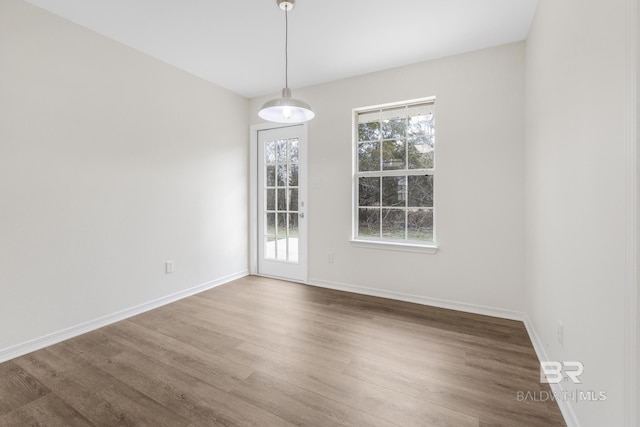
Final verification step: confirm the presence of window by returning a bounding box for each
[353,98,435,247]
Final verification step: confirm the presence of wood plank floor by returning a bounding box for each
[0,276,566,426]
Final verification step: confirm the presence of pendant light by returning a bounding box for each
[259,0,314,123]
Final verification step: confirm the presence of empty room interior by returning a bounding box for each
[0,0,638,426]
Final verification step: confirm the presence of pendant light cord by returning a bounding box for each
[285,6,289,90]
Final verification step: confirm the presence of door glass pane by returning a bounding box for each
[276,213,287,260]
[265,212,276,260]
[277,164,288,187]
[266,189,276,211]
[266,165,276,186]
[277,213,286,237]
[288,238,298,262]
[277,188,286,211]
[265,235,276,259]
[266,213,276,235]
[275,238,287,260]
[288,213,299,237]
[290,164,299,186]
[277,139,287,164]
[288,213,299,262]
[266,141,277,164]
[290,139,299,164]
[288,188,298,211]
[262,134,302,265]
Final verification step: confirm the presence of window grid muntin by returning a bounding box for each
[355,99,435,244]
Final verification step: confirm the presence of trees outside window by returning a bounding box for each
[354,99,435,245]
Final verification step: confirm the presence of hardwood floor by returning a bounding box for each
[0,276,566,426]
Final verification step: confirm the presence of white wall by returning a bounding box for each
[250,43,526,315]
[637,0,640,413]
[525,0,630,425]
[0,0,249,352]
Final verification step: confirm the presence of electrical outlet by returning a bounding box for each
[165,260,174,274]
[327,252,334,263]
[557,320,564,346]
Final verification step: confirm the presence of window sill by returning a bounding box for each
[349,239,439,254]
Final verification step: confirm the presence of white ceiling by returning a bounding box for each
[25,0,539,98]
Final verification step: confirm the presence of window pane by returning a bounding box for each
[381,209,405,240]
[266,189,275,211]
[382,139,405,170]
[408,136,434,169]
[355,100,435,246]
[407,114,428,136]
[358,141,380,172]
[407,209,433,241]
[358,111,380,141]
[382,176,407,207]
[277,188,286,211]
[358,177,380,207]
[266,165,276,187]
[408,175,433,207]
[407,104,434,137]
[358,208,380,238]
[288,188,298,211]
[407,103,433,118]
[381,107,407,139]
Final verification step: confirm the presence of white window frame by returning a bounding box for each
[351,97,438,254]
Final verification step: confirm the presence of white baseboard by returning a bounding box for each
[0,270,248,364]
[523,315,580,427]
[307,278,575,426]
[307,278,525,321]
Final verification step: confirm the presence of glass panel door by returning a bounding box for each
[257,125,307,282]
[264,137,299,262]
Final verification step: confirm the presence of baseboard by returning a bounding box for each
[307,277,525,321]
[306,278,574,426]
[523,315,580,427]
[0,270,249,364]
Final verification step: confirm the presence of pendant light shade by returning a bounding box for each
[259,0,314,124]
[259,88,315,123]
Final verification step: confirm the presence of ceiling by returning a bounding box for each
[25,0,539,99]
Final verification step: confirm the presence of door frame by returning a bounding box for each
[249,122,309,283]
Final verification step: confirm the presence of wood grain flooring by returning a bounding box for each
[0,276,566,426]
